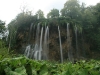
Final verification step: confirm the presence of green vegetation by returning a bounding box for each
[0,20,11,60]
[0,40,9,60]
[0,20,5,33]
[0,39,16,61]
[47,8,59,18]
[0,20,17,60]
[0,57,100,75]
[0,0,100,74]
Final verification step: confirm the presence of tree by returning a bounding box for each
[47,9,59,18]
[35,9,45,19]
[94,3,100,27]
[0,20,5,33]
[61,0,81,20]
[8,11,35,51]
[88,3,100,51]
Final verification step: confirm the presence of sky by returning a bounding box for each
[0,0,100,24]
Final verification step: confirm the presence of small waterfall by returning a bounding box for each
[75,25,79,58]
[58,26,63,63]
[67,23,73,62]
[24,23,49,60]
[47,27,49,56]
[36,23,40,46]
[33,23,40,59]
[24,23,33,58]
[39,27,43,60]
[43,26,49,60]
[24,45,31,57]
[33,44,39,59]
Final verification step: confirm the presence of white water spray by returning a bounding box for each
[58,26,63,63]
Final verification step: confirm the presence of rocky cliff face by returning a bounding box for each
[15,24,99,61]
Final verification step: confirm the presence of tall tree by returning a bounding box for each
[35,9,45,19]
[47,8,59,18]
[61,0,81,20]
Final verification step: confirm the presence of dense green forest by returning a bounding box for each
[0,0,100,75]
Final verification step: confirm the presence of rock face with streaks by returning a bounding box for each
[15,23,92,62]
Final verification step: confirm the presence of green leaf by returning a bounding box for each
[39,64,48,75]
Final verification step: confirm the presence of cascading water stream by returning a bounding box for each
[67,23,73,62]
[24,23,33,58]
[47,27,49,57]
[26,24,49,60]
[75,25,79,58]
[58,26,63,63]
[36,23,40,47]
[34,23,40,60]
[43,26,49,60]
[39,27,43,60]
[24,45,31,57]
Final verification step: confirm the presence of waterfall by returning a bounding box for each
[34,44,39,59]
[24,23,33,58]
[75,25,79,58]
[58,26,63,63]
[67,23,73,62]
[39,27,43,60]
[24,23,49,60]
[43,26,49,60]
[36,23,40,46]
[24,45,31,57]
[33,23,40,59]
